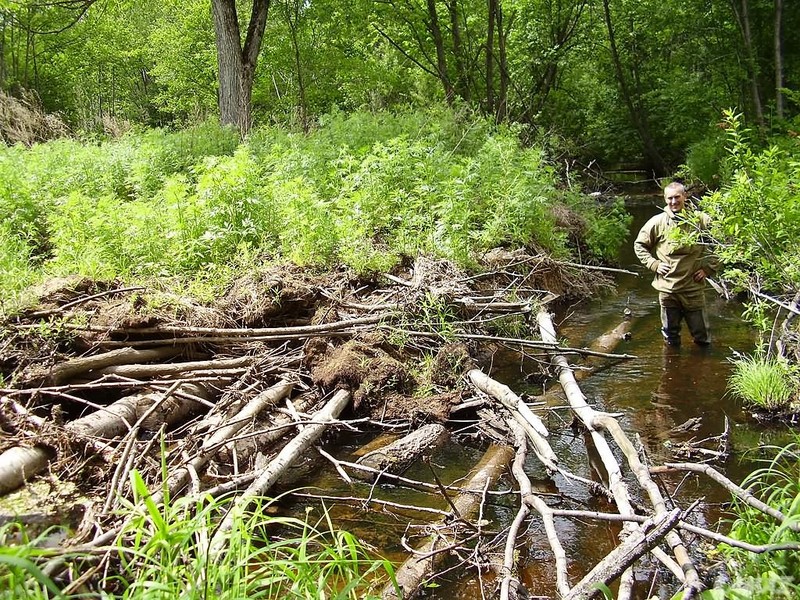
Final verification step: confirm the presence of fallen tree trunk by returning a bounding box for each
[564,508,682,600]
[381,443,516,600]
[209,389,351,554]
[536,310,639,599]
[355,424,449,481]
[467,369,557,470]
[0,382,215,496]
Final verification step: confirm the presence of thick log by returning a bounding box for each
[382,443,515,600]
[209,389,351,554]
[0,382,214,496]
[35,347,182,386]
[355,424,449,480]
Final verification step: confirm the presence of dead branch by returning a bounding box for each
[209,389,352,553]
[156,379,294,502]
[655,462,800,533]
[467,369,558,472]
[92,356,255,379]
[0,382,215,495]
[504,421,569,599]
[564,509,682,600]
[34,346,182,386]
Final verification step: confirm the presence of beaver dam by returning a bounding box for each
[1,250,797,599]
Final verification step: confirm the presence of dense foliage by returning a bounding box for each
[1,0,797,170]
[0,107,629,310]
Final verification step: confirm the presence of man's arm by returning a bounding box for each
[634,222,661,273]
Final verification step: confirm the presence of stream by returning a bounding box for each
[304,191,798,598]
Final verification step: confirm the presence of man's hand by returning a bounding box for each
[693,268,707,282]
[657,262,671,276]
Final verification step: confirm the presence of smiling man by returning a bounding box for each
[634,181,719,346]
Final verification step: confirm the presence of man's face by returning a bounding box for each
[664,187,686,213]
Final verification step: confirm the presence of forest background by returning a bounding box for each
[1,0,800,598]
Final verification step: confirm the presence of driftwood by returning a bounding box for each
[0,382,215,495]
[536,310,653,599]
[354,424,449,481]
[209,389,352,554]
[382,444,516,600]
[467,369,557,469]
[503,421,569,600]
[92,356,254,379]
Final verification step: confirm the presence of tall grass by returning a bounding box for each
[0,107,630,310]
[728,352,798,412]
[0,470,395,599]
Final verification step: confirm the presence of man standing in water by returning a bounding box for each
[634,181,719,346]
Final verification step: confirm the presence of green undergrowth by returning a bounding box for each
[0,106,630,313]
[715,441,800,599]
[0,471,395,599]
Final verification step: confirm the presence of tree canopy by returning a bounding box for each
[0,0,797,171]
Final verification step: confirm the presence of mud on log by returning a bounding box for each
[355,423,449,481]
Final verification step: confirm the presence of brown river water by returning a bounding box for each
[302,192,798,598]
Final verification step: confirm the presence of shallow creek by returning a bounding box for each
[302,192,798,598]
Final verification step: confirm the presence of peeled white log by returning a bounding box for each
[0,382,213,495]
[467,369,557,470]
[209,389,351,554]
[536,310,639,599]
[158,379,294,501]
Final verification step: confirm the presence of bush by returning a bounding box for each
[728,352,799,412]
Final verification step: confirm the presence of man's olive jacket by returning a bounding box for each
[634,207,719,294]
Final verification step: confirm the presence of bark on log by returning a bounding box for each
[0,382,214,496]
[93,356,254,379]
[382,443,515,600]
[355,424,449,481]
[564,509,682,600]
[209,389,351,554]
[34,347,182,386]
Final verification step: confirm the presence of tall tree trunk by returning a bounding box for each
[486,0,496,115]
[211,0,271,136]
[732,0,765,127]
[284,0,308,132]
[601,0,665,175]
[426,0,454,103]
[774,0,784,119]
[495,0,509,122]
[446,0,470,101]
